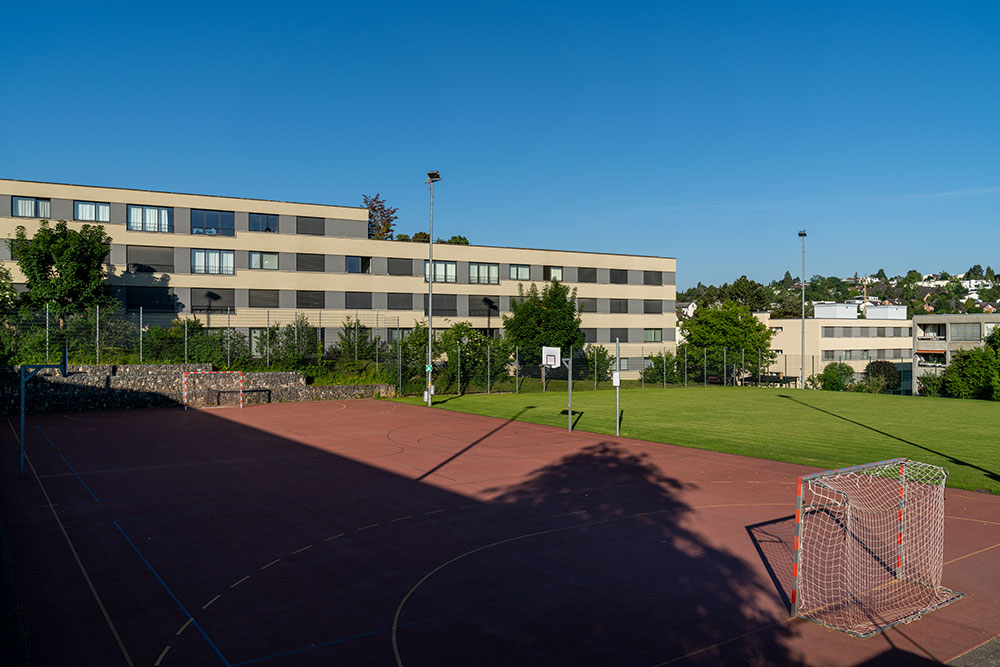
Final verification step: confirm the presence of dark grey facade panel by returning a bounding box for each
[127,245,174,272]
[387,293,412,310]
[278,290,296,310]
[371,256,388,275]
[174,247,191,273]
[278,252,295,272]
[327,254,346,273]
[530,264,544,281]
[387,257,412,276]
[597,328,611,343]
[628,328,644,345]
[0,243,9,261]
[499,295,512,312]
[456,261,469,284]
[663,299,675,312]
[296,216,325,236]
[327,218,367,238]
[0,195,10,217]
[51,198,72,220]
[109,244,126,265]
[597,298,611,314]
[297,290,325,309]
[662,271,676,286]
[278,215,296,235]
[191,287,235,312]
[235,250,249,270]
[629,270,643,285]
[562,266,578,282]
[664,328,676,342]
[174,208,191,234]
[110,202,126,225]
[411,293,423,311]
[372,291,388,310]
[249,289,280,308]
[345,291,373,310]
[235,289,249,309]
[174,287,191,312]
[326,291,345,310]
[582,328,597,343]
[235,211,249,232]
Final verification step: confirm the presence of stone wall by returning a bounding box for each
[0,364,394,414]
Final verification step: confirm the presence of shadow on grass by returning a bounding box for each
[777,394,1000,488]
[558,409,585,430]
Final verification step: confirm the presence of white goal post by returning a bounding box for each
[182,370,244,410]
[791,458,963,637]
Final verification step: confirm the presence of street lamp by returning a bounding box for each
[426,171,441,406]
[799,229,807,389]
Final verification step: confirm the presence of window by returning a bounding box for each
[12,197,50,218]
[423,294,458,316]
[248,289,279,308]
[643,270,662,286]
[297,253,325,272]
[191,249,235,275]
[345,292,373,310]
[543,266,562,281]
[610,299,628,314]
[127,205,173,232]
[125,286,174,313]
[249,213,278,232]
[509,264,530,280]
[387,258,413,276]
[644,328,662,343]
[127,246,173,273]
[424,260,457,283]
[296,216,324,236]
[616,358,630,371]
[610,269,628,284]
[190,209,234,236]
[770,326,783,334]
[387,328,410,342]
[578,267,597,283]
[296,290,325,309]
[951,322,981,341]
[610,327,629,342]
[469,262,499,284]
[643,299,663,314]
[577,298,597,313]
[249,251,278,270]
[346,256,372,274]
[387,293,413,310]
[191,288,235,312]
[74,201,110,222]
[469,296,499,317]
[582,328,597,343]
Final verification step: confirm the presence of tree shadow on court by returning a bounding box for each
[466,441,810,666]
[777,394,1000,487]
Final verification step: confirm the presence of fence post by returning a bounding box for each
[684,346,688,387]
[457,340,461,395]
[568,345,573,432]
[375,309,379,375]
[294,311,299,351]
[45,303,50,363]
[96,304,100,365]
[266,309,270,367]
[641,344,644,389]
[184,313,188,364]
[515,346,519,393]
[615,338,620,436]
[487,341,491,394]
[593,347,597,390]
[663,345,666,388]
[140,306,144,363]
[354,314,359,363]
[703,347,707,387]
[227,307,231,367]
[723,347,726,386]
[397,337,402,396]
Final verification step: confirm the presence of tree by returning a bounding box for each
[395,233,411,242]
[986,326,1000,354]
[966,264,984,279]
[810,362,855,391]
[337,316,381,362]
[502,280,584,369]
[0,264,16,313]
[903,269,923,284]
[584,344,614,382]
[720,276,772,312]
[863,360,901,394]
[411,231,430,243]
[363,193,398,240]
[680,302,776,379]
[940,347,1000,401]
[985,266,995,281]
[641,350,679,384]
[445,235,469,245]
[437,322,489,394]
[770,292,814,319]
[872,268,888,281]
[7,220,113,325]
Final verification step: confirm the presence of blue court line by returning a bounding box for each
[113,521,232,667]
[58,454,100,502]
[34,423,100,502]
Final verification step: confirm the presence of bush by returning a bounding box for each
[940,347,1000,400]
[918,373,943,397]
[641,350,679,384]
[812,362,855,391]
[864,360,901,394]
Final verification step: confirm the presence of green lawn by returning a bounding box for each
[396,387,1000,495]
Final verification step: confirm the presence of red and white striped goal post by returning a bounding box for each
[182,370,244,410]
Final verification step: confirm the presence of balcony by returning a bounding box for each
[128,263,174,273]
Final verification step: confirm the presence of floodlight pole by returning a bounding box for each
[615,338,621,436]
[799,230,807,390]
[426,171,440,407]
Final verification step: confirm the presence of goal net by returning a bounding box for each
[182,370,244,409]
[791,458,963,637]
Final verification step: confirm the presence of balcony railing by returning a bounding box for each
[916,334,945,341]
[128,263,174,273]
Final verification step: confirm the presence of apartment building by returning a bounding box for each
[0,180,677,357]
[912,313,1000,386]
[757,304,914,391]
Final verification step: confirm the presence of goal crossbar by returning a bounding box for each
[182,370,244,410]
[791,457,963,637]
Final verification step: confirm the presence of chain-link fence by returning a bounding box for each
[1,306,912,396]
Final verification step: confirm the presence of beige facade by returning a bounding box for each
[1,179,676,353]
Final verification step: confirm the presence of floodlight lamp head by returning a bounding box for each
[798,229,807,237]
[426,171,441,183]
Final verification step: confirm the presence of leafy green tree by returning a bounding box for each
[986,326,1000,354]
[641,350,679,384]
[720,276,772,312]
[918,373,943,397]
[7,220,114,325]
[940,347,1000,400]
[445,235,469,245]
[437,322,488,393]
[680,302,776,380]
[966,264,984,279]
[810,362,855,391]
[584,344,614,382]
[503,280,584,366]
[872,268,888,281]
[770,292,814,319]
[395,233,411,242]
[336,316,381,362]
[363,193,399,240]
[904,269,923,283]
[0,264,16,312]
[863,360,901,394]
[411,231,430,243]
[985,266,995,281]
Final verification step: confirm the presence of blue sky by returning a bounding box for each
[2,2,997,288]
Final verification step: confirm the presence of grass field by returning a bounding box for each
[397,386,1000,495]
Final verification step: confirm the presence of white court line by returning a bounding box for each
[201,595,220,610]
[261,559,281,570]
[176,617,193,635]
[324,533,345,541]
[357,524,379,531]
[230,576,250,589]
[292,545,313,554]
[154,645,171,666]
